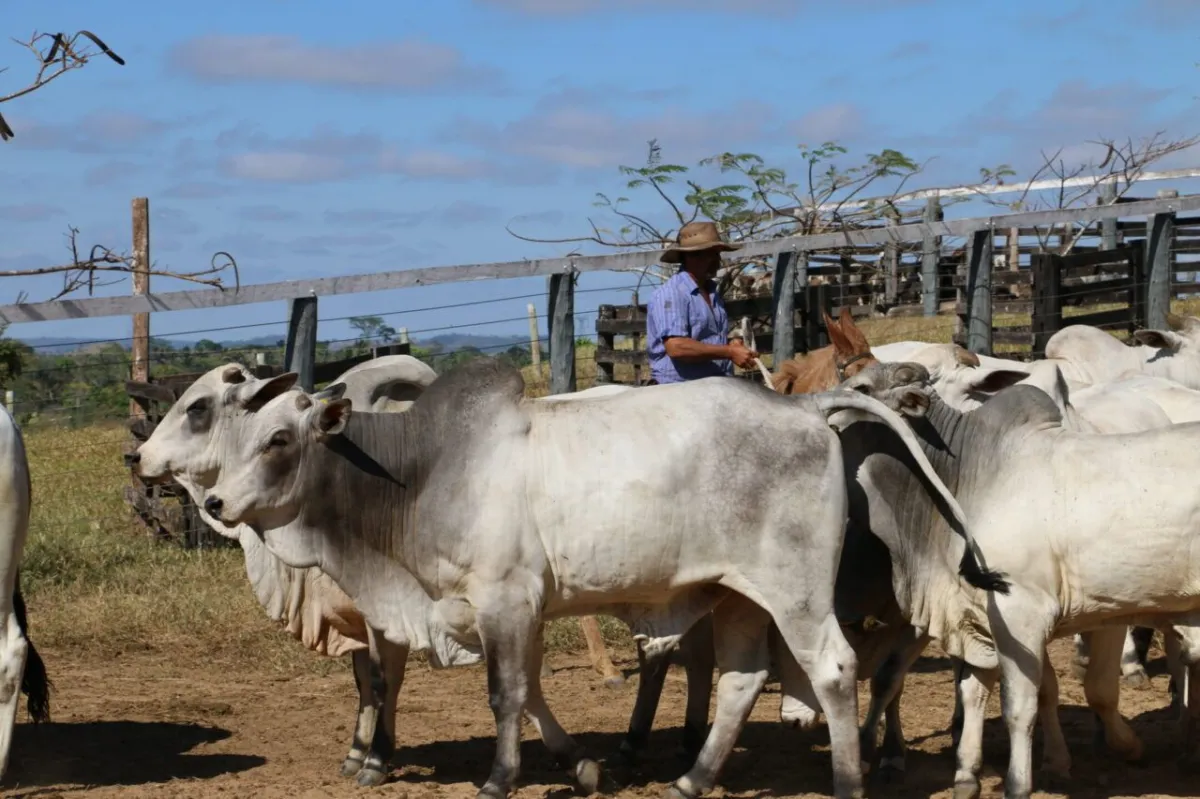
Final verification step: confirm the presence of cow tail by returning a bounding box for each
[13,570,51,723]
[813,392,1011,595]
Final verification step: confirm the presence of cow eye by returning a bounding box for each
[266,433,291,450]
[186,398,209,417]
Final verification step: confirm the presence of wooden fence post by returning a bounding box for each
[527,303,542,366]
[547,269,576,395]
[804,282,829,351]
[771,249,797,366]
[965,228,993,355]
[1031,252,1062,357]
[284,295,318,391]
[129,197,150,420]
[1100,178,1118,251]
[884,206,901,306]
[921,196,943,317]
[1146,211,1176,330]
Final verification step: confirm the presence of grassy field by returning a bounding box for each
[20,301,1200,677]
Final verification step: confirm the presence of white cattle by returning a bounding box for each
[1044,314,1200,389]
[0,404,49,780]
[198,358,1002,799]
[825,361,1200,799]
[134,362,645,788]
[134,358,445,786]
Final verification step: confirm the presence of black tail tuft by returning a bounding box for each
[13,571,51,723]
[958,551,1011,595]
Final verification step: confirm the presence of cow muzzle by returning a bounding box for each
[203,495,232,526]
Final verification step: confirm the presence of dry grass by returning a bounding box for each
[20,300,1200,675]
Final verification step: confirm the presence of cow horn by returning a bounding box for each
[222,365,247,384]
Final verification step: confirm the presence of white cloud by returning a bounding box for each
[169,35,504,93]
[221,151,350,183]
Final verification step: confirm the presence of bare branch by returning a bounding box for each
[1,227,241,304]
[0,29,124,141]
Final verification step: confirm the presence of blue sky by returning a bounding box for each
[3,0,1200,352]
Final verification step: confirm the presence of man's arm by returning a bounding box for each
[664,336,757,369]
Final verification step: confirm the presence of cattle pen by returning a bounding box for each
[9,184,1200,798]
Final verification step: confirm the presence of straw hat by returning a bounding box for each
[660,221,742,264]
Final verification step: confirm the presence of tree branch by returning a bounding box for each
[0,30,124,141]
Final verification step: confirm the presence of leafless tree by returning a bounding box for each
[1,30,241,302]
[972,131,1200,255]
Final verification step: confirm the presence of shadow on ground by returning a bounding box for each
[4,720,264,793]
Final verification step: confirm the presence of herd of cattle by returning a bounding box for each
[3,309,1200,799]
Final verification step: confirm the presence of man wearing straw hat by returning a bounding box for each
[645,221,759,385]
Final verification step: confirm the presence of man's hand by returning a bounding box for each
[726,340,759,370]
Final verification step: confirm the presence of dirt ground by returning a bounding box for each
[4,639,1196,799]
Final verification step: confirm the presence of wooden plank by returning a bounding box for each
[1031,253,1061,357]
[1147,212,1176,330]
[6,193,1200,324]
[1067,307,1136,329]
[594,349,648,366]
[993,329,1033,346]
[965,229,993,355]
[594,306,616,384]
[283,296,318,392]
[125,380,177,405]
[772,250,799,365]
[548,271,576,394]
[922,197,942,316]
[953,270,1030,286]
[130,197,150,421]
[594,318,649,335]
[1100,179,1118,250]
[1054,244,1139,269]
[955,300,1032,315]
[1061,276,1134,293]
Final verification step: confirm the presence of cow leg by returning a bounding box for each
[677,614,715,759]
[357,631,409,787]
[667,593,770,799]
[1166,627,1186,714]
[773,624,821,730]
[476,597,539,799]
[341,649,379,779]
[1120,626,1153,688]
[951,662,996,799]
[1079,627,1145,764]
[0,607,30,782]
[617,638,672,765]
[580,615,625,687]
[1070,633,1090,682]
[864,632,928,783]
[524,625,603,793]
[988,593,1055,799]
[1036,651,1070,785]
[1168,625,1200,773]
[769,609,862,799]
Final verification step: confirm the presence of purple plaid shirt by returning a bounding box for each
[646,270,732,384]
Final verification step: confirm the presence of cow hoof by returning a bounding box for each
[357,766,388,787]
[477,784,509,799]
[952,777,981,799]
[574,758,602,795]
[1036,768,1070,792]
[662,784,698,799]
[603,674,626,689]
[541,662,555,680]
[1121,670,1150,689]
[341,757,364,778]
[874,757,904,785]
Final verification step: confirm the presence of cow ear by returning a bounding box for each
[1133,329,1184,350]
[893,386,930,418]
[312,398,352,438]
[968,368,1028,394]
[313,381,347,402]
[241,372,299,411]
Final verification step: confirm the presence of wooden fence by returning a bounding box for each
[5,190,1200,541]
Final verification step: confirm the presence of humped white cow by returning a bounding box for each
[815,359,1200,799]
[134,361,664,789]
[1042,314,1200,389]
[0,402,49,781]
[197,357,1004,799]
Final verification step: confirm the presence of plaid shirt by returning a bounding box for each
[646,270,732,384]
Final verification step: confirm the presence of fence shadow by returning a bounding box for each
[4,720,263,792]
